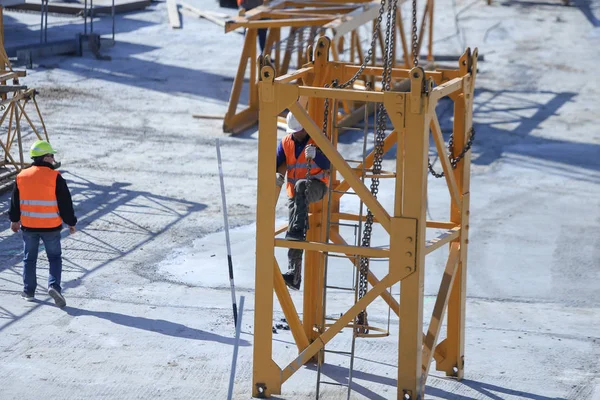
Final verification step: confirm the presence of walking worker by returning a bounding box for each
[8,140,77,308]
[276,112,330,290]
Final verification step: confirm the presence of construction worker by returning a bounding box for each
[276,112,330,290]
[8,140,77,308]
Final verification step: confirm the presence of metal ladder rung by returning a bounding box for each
[335,126,365,132]
[326,285,355,291]
[342,159,364,163]
[326,253,359,259]
[324,349,353,356]
[331,189,358,195]
[330,222,360,228]
[318,381,349,387]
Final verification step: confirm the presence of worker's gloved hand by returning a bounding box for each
[276,173,285,187]
[305,144,317,160]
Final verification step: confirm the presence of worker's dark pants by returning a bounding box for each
[287,179,327,270]
[22,230,63,295]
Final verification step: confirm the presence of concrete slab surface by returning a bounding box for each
[1,0,599,398]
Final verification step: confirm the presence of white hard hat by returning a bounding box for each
[286,112,303,134]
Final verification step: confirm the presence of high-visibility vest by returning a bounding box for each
[282,134,329,197]
[16,166,62,229]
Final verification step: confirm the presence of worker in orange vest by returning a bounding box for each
[8,140,77,308]
[276,112,330,290]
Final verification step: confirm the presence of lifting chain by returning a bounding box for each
[412,0,419,67]
[412,0,475,178]
[427,127,476,178]
[351,0,398,334]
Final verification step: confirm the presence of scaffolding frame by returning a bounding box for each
[0,7,49,192]
[252,36,477,399]
[219,0,434,134]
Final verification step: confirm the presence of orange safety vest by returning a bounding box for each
[16,166,62,229]
[282,134,329,198]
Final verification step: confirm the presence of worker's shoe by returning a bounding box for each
[21,291,35,302]
[283,271,301,290]
[285,230,305,241]
[48,286,66,308]
[283,257,302,290]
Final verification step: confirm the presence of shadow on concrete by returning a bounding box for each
[2,8,157,52]
[337,87,599,183]
[50,39,247,104]
[311,363,566,399]
[499,0,599,27]
[0,172,206,333]
[572,0,600,26]
[63,306,250,346]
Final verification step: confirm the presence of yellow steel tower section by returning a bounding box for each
[0,6,50,192]
[253,35,477,399]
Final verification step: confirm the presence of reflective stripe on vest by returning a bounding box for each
[16,166,62,228]
[20,200,58,206]
[281,134,329,197]
[21,211,60,218]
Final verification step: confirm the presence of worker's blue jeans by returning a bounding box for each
[22,230,63,296]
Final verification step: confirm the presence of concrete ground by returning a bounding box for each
[1,0,599,399]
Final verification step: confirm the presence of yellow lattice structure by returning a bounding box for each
[217,0,434,134]
[0,6,50,192]
[252,36,477,399]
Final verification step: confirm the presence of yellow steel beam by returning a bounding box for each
[422,242,460,382]
[329,229,400,316]
[274,238,389,259]
[396,68,429,400]
[226,17,336,31]
[274,66,314,83]
[425,227,461,255]
[430,111,462,210]
[273,258,310,351]
[297,85,384,102]
[426,220,459,229]
[332,130,398,200]
[430,77,463,103]
[252,73,283,397]
[281,272,399,383]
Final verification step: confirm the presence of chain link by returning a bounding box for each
[334,0,387,90]
[427,127,476,178]
[412,0,418,67]
[353,0,398,334]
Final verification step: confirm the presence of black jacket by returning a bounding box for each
[8,161,77,232]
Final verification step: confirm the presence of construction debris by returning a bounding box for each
[179,3,241,32]
[166,0,181,29]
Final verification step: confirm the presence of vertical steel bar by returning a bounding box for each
[428,0,434,61]
[90,0,94,34]
[216,139,238,327]
[396,71,427,400]
[44,0,48,43]
[252,72,281,397]
[39,2,44,43]
[227,296,245,400]
[15,101,24,171]
[112,0,116,41]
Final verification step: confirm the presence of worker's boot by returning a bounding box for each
[283,250,302,290]
[355,310,369,335]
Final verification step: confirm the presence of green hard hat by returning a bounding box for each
[30,140,57,158]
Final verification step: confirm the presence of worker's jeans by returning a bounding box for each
[287,179,327,269]
[22,230,63,296]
